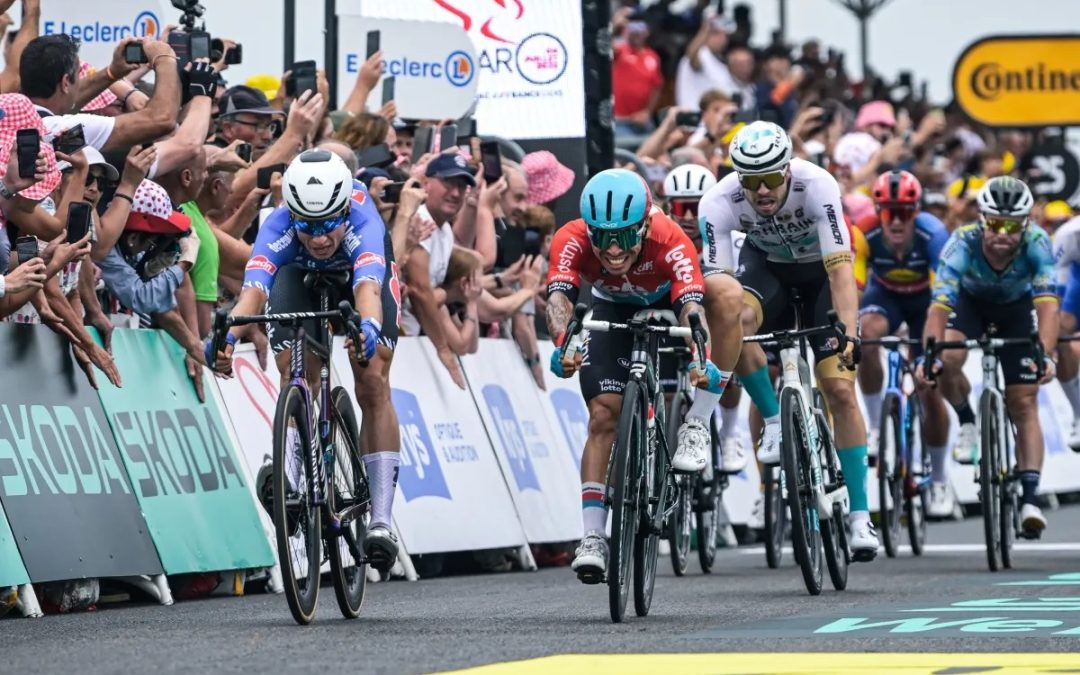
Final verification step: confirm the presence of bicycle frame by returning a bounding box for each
[867,338,928,495]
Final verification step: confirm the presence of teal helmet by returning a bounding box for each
[580,168,653,230]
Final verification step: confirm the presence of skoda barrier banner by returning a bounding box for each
[0,499,30,587]
[0,325,162,582]
[95,329,273,574]
[381,338,527,554]
[337,16,478,121]
[462,341,582,543]
[352,0,585,140]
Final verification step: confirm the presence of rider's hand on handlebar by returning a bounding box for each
[838,337,859,371]
[1039,355,1056,385]
[358,318,381,362]
[550,332,583,378]
[688,360,725,393]
[914,355,942,388]
[205,332,238,378]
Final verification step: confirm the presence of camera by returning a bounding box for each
[171,0,206,31]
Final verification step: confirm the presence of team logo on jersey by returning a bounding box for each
[351,189,367,205]
[267,231,294,253]
[634,260,654,273]
[664,244,695,283]
[557,234,583,273]
[354,252,385,271]
[824,203,844,246]
[245,255,277,275]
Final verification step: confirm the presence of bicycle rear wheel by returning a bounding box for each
[780,387,823,596]
[633,398,662,617]
[877,393,903,558]
[979,389,1002,572]
[906,398,929,556]
[817,407,848,591]
[609,380,645,623]
[272,384,322,625]
[763,465,785,569]
[327,387,369,619]
[665,393,691,577]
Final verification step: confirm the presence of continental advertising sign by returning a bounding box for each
[953,35,1080,127]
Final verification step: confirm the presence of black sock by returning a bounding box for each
[953,399,976,426]
[1020,471,1040,506]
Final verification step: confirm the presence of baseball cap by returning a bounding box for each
[125,180,192,235]
[425,153,477,186]
[218,85,284,118]
[57,146,120,182]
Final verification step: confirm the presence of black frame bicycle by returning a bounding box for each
[560,305,707,622]
[210,274,372,624]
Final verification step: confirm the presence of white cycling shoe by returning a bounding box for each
[720,435,749,473]
[756,421,782,465]
[850,517,879,562]
[1069,419,1080,453]
[927,482,957,519]
[747,495,765,530]
[1020,503,1047,539]
[953,423,979,464]
[572,531,608,584]
[673,419,710,473]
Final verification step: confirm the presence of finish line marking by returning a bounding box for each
[436,653,1080,675]
[738,542,1080,555]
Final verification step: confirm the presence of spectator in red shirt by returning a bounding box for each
[612,11,664,137]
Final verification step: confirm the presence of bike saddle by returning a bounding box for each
[632,309,679,326]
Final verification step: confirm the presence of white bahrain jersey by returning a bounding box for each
[699,158,850,272]
[1053,216,1080,286]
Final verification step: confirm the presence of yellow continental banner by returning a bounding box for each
[953,34,1080,127]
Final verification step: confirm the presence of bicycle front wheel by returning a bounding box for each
[906,397,929,556]
[665,393,691,577]
[695,414,724,573]
[979,389,1002,572]
[634,393,663,617]
[272,384,322,625]
[763,464,785,569]
[327,387,369,619]
[999,414,1017,570]
[877,393,903,558]
[781,387,823,596]
[609,380,645,623]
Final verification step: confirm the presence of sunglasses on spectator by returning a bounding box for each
[588,222,645,251]
[292,213,346,237]
[85,172,109,187]
[669,199,700,218]
[878,205,917,223]
[982,216,1027,235]
[738,171,786,191]
[230,118,278,134]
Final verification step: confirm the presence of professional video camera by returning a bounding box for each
[171,0,206,32]
[168,0,241,66]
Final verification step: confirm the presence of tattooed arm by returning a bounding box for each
[546,289,575,342]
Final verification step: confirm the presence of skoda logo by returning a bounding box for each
[445,50,475,87]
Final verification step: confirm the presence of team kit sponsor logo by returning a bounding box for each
[245,255,277,275]
[664,244,696,284]
[354,252,386,271]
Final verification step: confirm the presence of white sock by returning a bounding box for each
[362,451,400,529]
[720,404,740,439]
[687,390,722,424]
[1061,375,1080,419]
[928,444,949,483]
[862,390,883,431]
[850,510,870,525]
[764,414,780,427]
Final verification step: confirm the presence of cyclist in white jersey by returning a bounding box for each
[699,121,878,560]
[1051,215,1080,450]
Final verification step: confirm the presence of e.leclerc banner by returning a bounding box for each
[94,329,273,574]
[350,0,585,140]
[0,324,162,582]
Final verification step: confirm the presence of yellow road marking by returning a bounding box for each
[436,653,1080,675]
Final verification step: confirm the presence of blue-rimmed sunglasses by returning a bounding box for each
[588,222,645,251]
[292,213,347,237]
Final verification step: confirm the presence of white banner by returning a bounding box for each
[461,340,582,543]
[336,16,478,121]
[351,0,585,140]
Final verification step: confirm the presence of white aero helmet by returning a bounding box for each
[976,176,1034,219]
[729,121,793,175]
[663,164,717,199]
[282,149,353,221]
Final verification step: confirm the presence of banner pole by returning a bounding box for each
[324,0,339,110]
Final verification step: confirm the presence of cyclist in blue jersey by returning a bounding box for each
[856,170,953,517]
[917,177,1058,538]
[207,149,402,569]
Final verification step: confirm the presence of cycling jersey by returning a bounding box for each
[931,223,1057,312]
[547,209,705,316]
[243,180,386,296]
[856,212,949,294]
[700,157,851,272]
[1052,216,1080,283]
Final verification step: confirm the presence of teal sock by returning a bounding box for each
[838,445,869,512]
[739,366,779,418]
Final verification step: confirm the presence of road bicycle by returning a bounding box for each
[861,336,930,557]
[210,272,371,624]
[743,308,851,596]
[925,329,1044,572]
[560,305,707,622]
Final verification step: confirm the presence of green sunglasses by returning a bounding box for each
[983,216,1027,235]
[738,171,787,191]
[588,223,645,251]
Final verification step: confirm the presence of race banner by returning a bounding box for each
[95,329,274,574]
[0,500,30,588]
[0,325,162,582]
[461,340,582,543]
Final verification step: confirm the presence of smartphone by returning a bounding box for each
[675,111,702,127]
[457,118,477,143]
[66,202,93,244]
[286,60,317,98]
[16,236,38,265]
[731,92,743,108]
[125,42,148,64]
[366,30,380,59]
[381,76,395,106]
[355,143,396,169]
[168,31,191,67]
[190,31,212,61]
[411,126,434,165]
[523,228,543,257]
[226,43,243,65]
[480,140,502,184]
[897,70,913,88]
[437,124,458,154]
[52,124,87,156]
[16,128,39,179]
[211,39,244,65]
[381,181,405,204]
[235,142,252,163]
[257,163,287,190]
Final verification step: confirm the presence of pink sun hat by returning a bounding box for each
[522,150,575,205]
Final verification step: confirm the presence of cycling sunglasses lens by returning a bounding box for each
[670,199,699,218]
[295,214,346,236]
[588,224,643,250]
[984,217,1025,234]
[880,206,917,223]
[739,171,786,191]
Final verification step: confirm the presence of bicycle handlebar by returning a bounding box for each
[742,309,850,355]
[860,336,921,349]
[209,301,369,368]
[583,319,692,338]
[924,331,1044,383]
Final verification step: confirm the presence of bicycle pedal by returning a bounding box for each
[576,570,605,585]
[851,548,878,563]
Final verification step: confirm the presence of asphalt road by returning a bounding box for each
[6,505,1080,675]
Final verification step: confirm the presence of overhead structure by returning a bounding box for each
[829,0,896,82]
